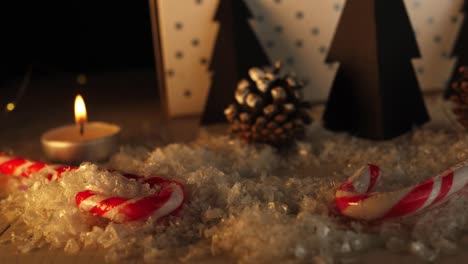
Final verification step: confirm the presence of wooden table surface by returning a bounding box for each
[1,72,468,263]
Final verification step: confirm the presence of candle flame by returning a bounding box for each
[74,94,87,125]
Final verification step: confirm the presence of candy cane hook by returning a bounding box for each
[336,161,468,221]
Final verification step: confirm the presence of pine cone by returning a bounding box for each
[451,66,468,129]
[224,62,312,146]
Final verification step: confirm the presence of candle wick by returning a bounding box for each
[80,123,85,136]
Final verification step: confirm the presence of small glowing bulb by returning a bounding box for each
[76,74,88,85]
[5,102,16,112]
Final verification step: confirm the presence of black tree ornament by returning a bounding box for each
[200,0,270,125]
[323,0,430,140]
[445,2,468,99]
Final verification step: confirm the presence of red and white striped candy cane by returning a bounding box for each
[0,153,185,223]
[0,153,77,180]
[336,161,468,221]
[76,176,184,223]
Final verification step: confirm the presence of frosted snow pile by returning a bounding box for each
[1,126,468,263]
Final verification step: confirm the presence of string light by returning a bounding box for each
[3,64,32,114]
[5,102,16,112]
[76,73,88,85]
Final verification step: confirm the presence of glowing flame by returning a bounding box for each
[74,94,87,125]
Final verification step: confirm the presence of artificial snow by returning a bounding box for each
[2,105,468,263]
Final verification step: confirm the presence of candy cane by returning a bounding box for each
[76,176,184,223]
[336,161,468,221]
[0,153,185,223]
[0,153,77,180]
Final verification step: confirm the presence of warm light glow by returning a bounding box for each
[74,94,87,124]
[5,102,15,112]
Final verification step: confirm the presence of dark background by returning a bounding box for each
[0,1,181,157]
[1,1,158,110]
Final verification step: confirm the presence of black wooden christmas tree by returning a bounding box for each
[445,2,468,98]
[201,0,270,125]
[323,0,429,140]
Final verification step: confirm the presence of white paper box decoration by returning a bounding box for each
[150,0,219,118]
[150,0,464,118]
[406,0,464,91]
[245,0,345,103]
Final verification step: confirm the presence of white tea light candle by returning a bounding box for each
[41,94,120,164]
